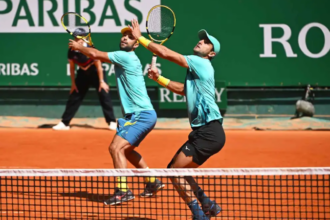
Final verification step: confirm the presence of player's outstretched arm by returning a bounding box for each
[68,40,111,63]
[147,42,188,69]
[148,68,185,96]
[130,19,188,69]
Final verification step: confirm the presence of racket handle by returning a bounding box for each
[151,55,157,69]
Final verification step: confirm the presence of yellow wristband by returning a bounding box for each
[138,36,151,48]
[157,76,170,87]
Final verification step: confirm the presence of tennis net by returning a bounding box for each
[1,167,329,220]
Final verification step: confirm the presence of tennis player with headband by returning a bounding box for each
[68,27,164,206]
[130,19,226,220]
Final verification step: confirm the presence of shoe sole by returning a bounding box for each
[139,184,165,198]
[104,196,135,206]
[52,127,70,130]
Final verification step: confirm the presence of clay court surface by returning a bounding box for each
[1,129,330,219]
[0,129,329,169]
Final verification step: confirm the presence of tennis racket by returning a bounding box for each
[61,12,94,47]
[146,5,176,69]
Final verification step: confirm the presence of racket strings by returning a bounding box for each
[148,7,175,41]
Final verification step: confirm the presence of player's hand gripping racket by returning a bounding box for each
[61,12,94,47]
[146,5,176,69]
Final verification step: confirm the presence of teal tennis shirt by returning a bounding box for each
[184,55,223,127]
[108,51,154,114]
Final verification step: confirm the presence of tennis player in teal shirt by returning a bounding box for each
[130,19,226,220]
[69,27,164,206]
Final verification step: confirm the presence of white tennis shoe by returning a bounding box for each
[52,122,70,130]
[109,122,117,130]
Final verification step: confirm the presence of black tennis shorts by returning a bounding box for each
[174,120,226,166]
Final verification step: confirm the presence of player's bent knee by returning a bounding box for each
[108,144,120,156]
[109,142,131,157]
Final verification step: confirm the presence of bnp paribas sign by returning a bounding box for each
[0,0,159,33]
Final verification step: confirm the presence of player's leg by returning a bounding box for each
[53,71,89,130]
[167,145,209,220]
[168,148,215,208]
[108,111,156,169]
[168,120,226,219]
[92,71,116,130]
[104,134,136,205]
[124,148,148,168]
[104,110,163,205]
[123,110,164,197]
[122,110,165,197]
[118,110,164,197]
[122,147,164,197]
[104,138,158,205]
[109,134,134,168]
[108,136,151,189]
